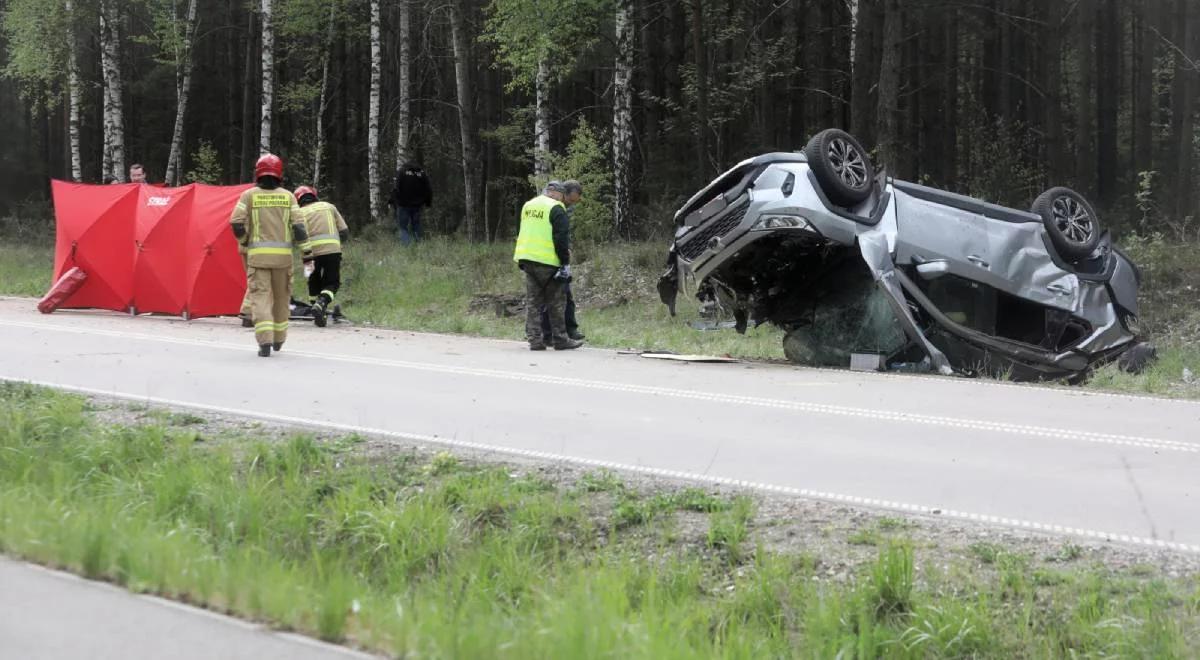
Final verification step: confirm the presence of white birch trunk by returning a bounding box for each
[612,0,634,237]
[100,0,125,181]
[259,0,274,154]
[395,0,412,164]
[165,0,199,186]
[65,0,82,182]
[534,57,551,176]
[313,2,337,189]
[368,0,382,220]
[449,0,480,240]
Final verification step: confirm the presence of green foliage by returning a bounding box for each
[481,0,609,89]
[1,0,70,109]
[185,140,223,184]
[531,118,613,242]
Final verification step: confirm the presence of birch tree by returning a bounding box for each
[483,0,606,175]
[65,0,82,182]
[100,0,126,181]
[313,2,337,189]
[395,0,413,164]
[450,0,482,240]
[368,0,383,220]
[260,0,274,154]
[612,0,634,236]
[164,0,200,186]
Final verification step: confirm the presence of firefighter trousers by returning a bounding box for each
[307,253,342,305]
[248,266,292,346]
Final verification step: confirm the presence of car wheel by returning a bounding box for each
[1031,187,1103,262]
[804,128,875,208]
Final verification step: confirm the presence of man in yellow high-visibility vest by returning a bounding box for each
[295,185,349,328]
[513,181,583,351]
[229,153,308,357]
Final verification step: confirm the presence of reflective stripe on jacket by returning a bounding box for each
[513,195,563,267]
[230,187,304,268]
[300,201,348,257]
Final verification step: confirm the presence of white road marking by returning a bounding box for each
[5,377,1198,555]
[2,318,1197,454]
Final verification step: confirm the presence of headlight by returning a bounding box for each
[750,213,815,231]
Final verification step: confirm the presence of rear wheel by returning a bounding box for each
[1031,187,1102,262]
[804,129,875,207]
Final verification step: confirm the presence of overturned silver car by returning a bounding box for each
[659,129,1153,381]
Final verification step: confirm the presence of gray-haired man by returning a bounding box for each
[540,179,585,343]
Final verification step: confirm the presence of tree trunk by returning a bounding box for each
[534,58,551,176]
[449,0,481,241]
[876,0,902,176]
[613,0,634,237]
[259,0,274,154]
[1075,0,1096,195]
[1171,0,1198,220]
[99,0,125,182]
[851,0,878,145]
[395,0,413,163]
[690,0,711,180]
[942,5,959,187]
[1043,0,1065,185]
[1132,0,1155,181]
[165,0,199,186]
[313,2,336,189]
[368,0,382,220]
[240,8,256,180]
[1096,0,1121,203]
[65,0,82,182]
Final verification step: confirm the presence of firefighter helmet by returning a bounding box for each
[294,185,318,205]
[254,153,284,180]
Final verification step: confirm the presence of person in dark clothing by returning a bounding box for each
[389,162,432,245]
[541,179,585,343]
[513,181,581,351]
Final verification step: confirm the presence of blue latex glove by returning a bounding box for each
[554,265,572,282]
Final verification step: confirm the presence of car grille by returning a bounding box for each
[677,202,750,261]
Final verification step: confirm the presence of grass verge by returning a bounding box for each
[1,384,1198,657]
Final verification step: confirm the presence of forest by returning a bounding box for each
[2,0,1198,243]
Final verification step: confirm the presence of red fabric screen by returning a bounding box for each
[50,181,253,318]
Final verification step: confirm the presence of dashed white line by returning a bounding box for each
[2,318,1197,455]
[4,377,1199,556]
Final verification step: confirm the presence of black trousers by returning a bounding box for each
[308,253,342,303]
[541,282,578,341]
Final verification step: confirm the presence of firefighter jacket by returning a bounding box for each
[300,201,349,258]
[230,186,306,269]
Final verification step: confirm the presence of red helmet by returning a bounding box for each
[294,185,318,204]
[254,153,284,180]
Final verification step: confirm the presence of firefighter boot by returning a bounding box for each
[258,344,272,357]
[312,299,328,328]
[240,314,254,328]
[272,342,284,352]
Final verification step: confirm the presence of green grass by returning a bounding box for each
[0,242,53,297]
[1,384,1199,657]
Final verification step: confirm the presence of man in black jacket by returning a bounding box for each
[389,162,432,245]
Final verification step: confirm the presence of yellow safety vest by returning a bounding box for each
[513,195,563,267]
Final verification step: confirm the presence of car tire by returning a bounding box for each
[804,128,875,208]
[1031,187,1103,262]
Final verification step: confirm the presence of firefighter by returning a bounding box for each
[295,185,348,328]
[229,153,307,357]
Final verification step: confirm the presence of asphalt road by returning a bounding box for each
[1,297,1198,554]
[0,558,374,660]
